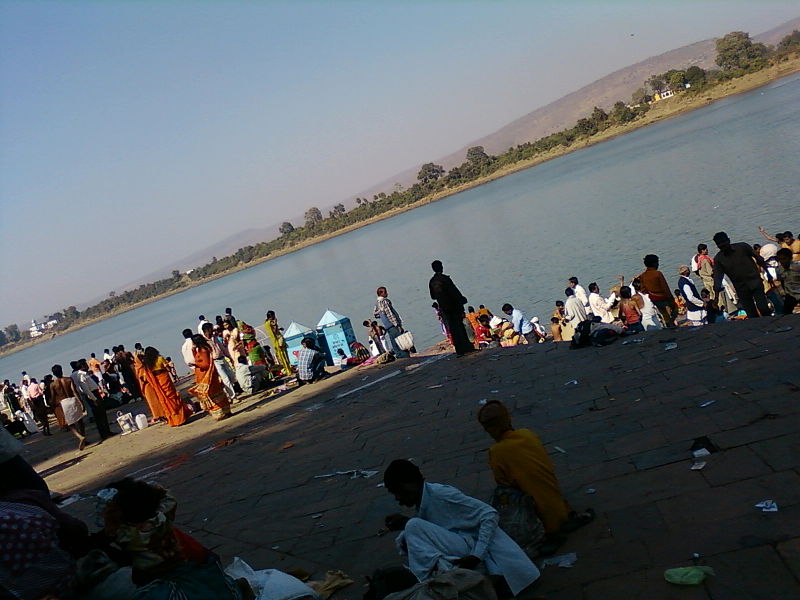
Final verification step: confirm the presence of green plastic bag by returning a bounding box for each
[664,566,715,585]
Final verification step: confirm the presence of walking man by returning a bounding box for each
[374,287,410,358]
[429,260,473,356]
[712,231,772,318]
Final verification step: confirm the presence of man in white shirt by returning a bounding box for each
[564,287,587,330]
[567,277,591,314]
[180,328,196,373]
[501,303,535,344]
[73,359,114,440]
[587,283,617,324]
[197,315,211,334]
[383,459,540,596]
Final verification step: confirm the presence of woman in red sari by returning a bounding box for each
[141,347,192,427]
[188,335,232,421]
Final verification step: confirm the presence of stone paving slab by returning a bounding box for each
[16,316,800,598]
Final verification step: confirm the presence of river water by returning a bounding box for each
[3,73,798,379]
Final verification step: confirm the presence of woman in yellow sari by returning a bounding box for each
[141,347,192,427]
[188,335,232,421]
[264,310,293,375]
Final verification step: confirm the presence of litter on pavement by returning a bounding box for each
[755,500,778,512]
[314,469,379,480]
[664,566,715,585]
[540,552,577,568]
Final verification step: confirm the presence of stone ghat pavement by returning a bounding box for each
[21,313,800,599]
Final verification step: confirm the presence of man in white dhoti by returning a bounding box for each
[383,459,540,597]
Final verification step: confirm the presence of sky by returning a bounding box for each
[1,1,798,326]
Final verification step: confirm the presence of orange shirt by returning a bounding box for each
[638,268,673,302]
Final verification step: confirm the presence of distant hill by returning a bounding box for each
[354,16,800,199]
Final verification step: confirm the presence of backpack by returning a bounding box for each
[590,327,619,346]
[570,320,593,349]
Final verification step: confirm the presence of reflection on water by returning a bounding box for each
[2,75,798,378]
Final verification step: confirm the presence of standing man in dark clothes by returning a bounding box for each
[429,260,474,356]
[712,231,773,318]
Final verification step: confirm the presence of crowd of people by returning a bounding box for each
[0,308,301,450]
[417,229,799,352]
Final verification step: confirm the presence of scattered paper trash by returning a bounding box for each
[692,448,711,458]
[690,461,706,471]
[281,442,295,451]
[755,500,778,512]
[564,379,579,386]
[427,384,443,389]
[56,494,85,507]
[664,566,715,585]
[553,446,567,454]
[726,357,739,363]
[699,400,716,408]
[478,399,487,406]
[664,342,678,351]
[490,390,499,393]
[314,469,379,480]
[622,338,645,345]
[311,513,323,519]
[541,552,577,568]
[585,488,597,495]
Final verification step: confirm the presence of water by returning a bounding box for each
[3,74,798,379]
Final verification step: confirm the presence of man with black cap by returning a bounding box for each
[712,231,772,318]
[428,260,473,356]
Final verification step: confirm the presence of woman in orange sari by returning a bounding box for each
[188,335,232,421]
[141,347,192,427]
[134,347,165,423]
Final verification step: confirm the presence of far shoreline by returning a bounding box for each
[2,57,798,361]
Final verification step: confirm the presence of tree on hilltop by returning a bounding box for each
[328,203,346,218]
[668,71,686,91]
[715,31,769,71]
[304,207,323,227]
[684,66,706,86]
[466,146,490,165]
[778,30,800,50]
[610,101,635,124]
[279,221,295,235]
[631,87,648,105]
[3,324,20,343]
[417,162,445,185]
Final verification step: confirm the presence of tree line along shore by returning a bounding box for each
[2,31,799,359]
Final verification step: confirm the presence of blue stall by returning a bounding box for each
[283,321,316,366]
[316,309,357,364]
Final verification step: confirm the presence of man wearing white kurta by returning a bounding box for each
[588,283,617,324]
[383,460,540,596]
[564,288,587,329]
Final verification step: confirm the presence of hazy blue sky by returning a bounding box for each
[1,1,797,325]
